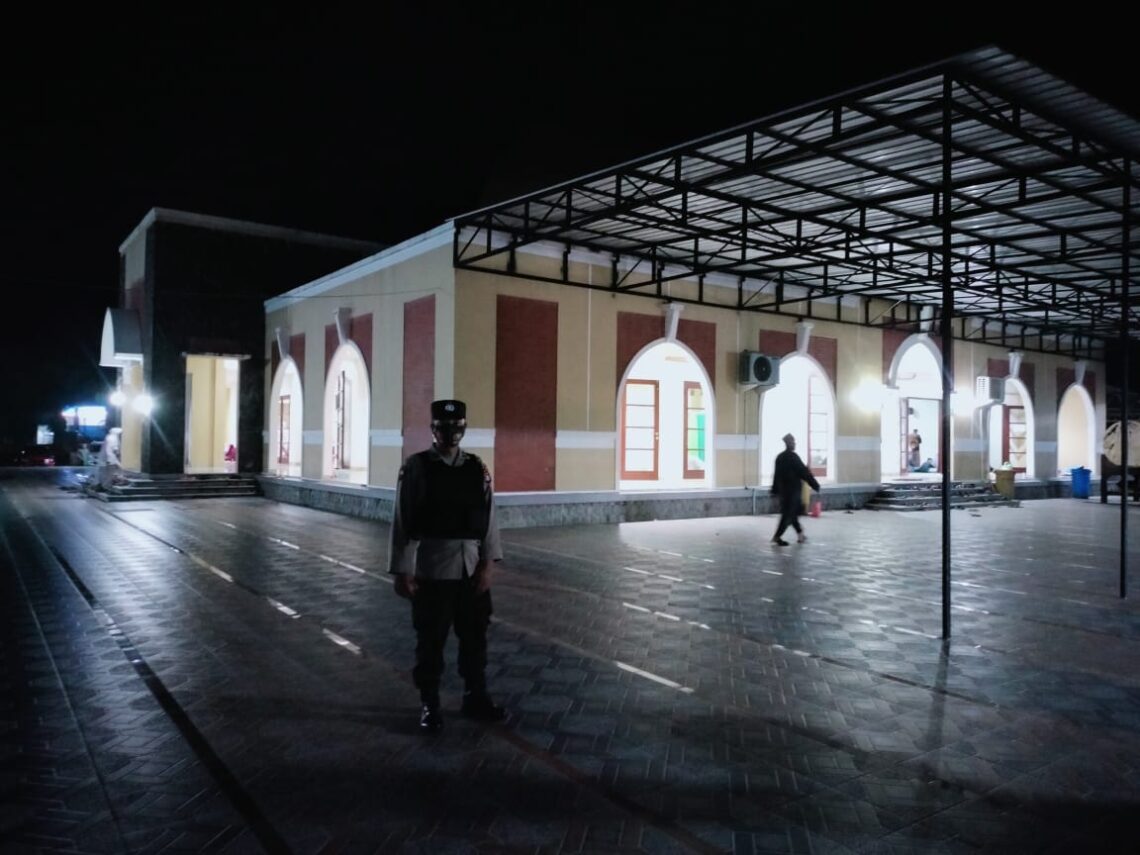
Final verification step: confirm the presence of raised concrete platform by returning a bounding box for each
[258,474,883,528]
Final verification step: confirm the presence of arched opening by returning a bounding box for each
[1057,384,1096,476]
[322,343,370,484]
[759,353,836,487]
[268,357,303,477]
[987,378,1036,478]
[881,335,946,480]
[616,339,714,491]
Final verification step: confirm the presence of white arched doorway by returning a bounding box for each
[759,353,836,487]
[881,335,947,479]
[322,343,370,484]
[1057,384,1096,476]
[987,378,1036,478]
[268,357,303,477]
[617,340,714,490]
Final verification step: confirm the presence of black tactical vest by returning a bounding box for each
[411,452,488,540]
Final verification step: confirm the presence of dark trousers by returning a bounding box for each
[774,498,803,538]
[411,579,492,704]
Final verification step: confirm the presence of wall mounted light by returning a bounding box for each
[850,379,885,412]
[132,394,155,416]
[109,389,126,407]
[951,389,978,416]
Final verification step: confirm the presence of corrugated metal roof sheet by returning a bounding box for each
[455,47,1138,355]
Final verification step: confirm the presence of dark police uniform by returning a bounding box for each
[388,400,503,729]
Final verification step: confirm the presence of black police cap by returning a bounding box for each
[431,399,466,421]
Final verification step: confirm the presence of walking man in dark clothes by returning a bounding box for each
[770,433,820,546]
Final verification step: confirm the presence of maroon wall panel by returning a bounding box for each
[291,333,305,382]
[987,356,1037,403]
[616,312,664,381]
[809,337,839,390]
[882,328,910,380]
[760,330,796,356]
[615,312,716,385]
[495,296,558,491]
[272,332,308,385]
[402,297,436,461]
[325,314,371,378]
[759,330,837,388]
[677,318,717,388]
[1056,367,1097,411]
[350,314,373,379]
[881,329,943,380]
[325,323,338,372]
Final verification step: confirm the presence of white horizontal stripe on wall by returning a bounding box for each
[956,439,985,452]
[836,435,880,451]
[1035,441,1057,452]
[370,429,403,447]
[556,431,615,449]
[303,430,323,445]
[463,428,495,448]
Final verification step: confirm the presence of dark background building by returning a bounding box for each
[109,209,378,476]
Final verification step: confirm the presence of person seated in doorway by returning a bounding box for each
[914,457,935,473]
[907,430,922,471]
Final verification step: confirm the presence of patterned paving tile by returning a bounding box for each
[3,471,1139,853]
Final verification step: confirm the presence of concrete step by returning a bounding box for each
[866,480,1019,511]
[88,475,260,502]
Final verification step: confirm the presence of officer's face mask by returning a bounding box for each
[432,419,466,449]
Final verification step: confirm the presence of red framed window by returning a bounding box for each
[334,370,348,469]
[277,395,291,465]
[683,381,706,479]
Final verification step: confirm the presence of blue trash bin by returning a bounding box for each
[1071,466,1091,499]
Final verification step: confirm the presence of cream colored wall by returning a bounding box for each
[832,323,884,484]
[456,256,901,491]
[265,243,455,487]
[270,237,1108,492]
[120,363,144,471]
[950,343,986,481]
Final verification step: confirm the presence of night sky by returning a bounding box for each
[3,8,1136,444]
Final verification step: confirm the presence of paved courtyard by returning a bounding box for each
[2,468,1139,853]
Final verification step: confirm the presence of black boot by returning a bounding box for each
[461,690,505,721]
[419,703,443,733]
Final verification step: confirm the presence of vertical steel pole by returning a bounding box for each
[1122,158,1131,599]
[941,76,955,638]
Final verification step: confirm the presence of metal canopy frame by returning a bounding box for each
[454,47,1138,360]
[453,47,1137,633]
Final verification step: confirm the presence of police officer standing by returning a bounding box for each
[389,400,505,732]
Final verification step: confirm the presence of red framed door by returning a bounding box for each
[899,398,909,474]
[277,395,291,464]
[1003,405,1027,473]
[621,379,659,480]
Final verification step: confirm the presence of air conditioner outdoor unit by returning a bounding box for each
[975,375,1006,403]
[739,351,780,387]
